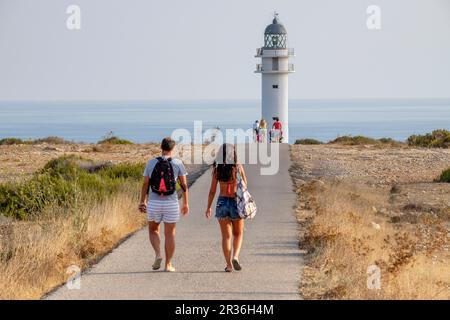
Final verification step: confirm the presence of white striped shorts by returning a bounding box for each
[147,200,180,224]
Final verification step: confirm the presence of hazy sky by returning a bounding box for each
[1,0,449,100]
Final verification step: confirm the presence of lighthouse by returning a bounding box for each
[255,13,294,143]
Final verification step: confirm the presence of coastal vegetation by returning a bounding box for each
[0,155,144,219]
[0,136,73,145]
[295,130,450,148]
[97,136,133,145]
[0,134,136,146]
[294,138,323,145]
[407,129,450,148]
[0,155,149,299]
[290,143,450,299]
[294,135,401,146]
[0,138,30,145]
[437,168,450,183]
[97,132,133,145]
[329,135,400,146]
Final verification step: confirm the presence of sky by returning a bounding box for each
[0,0,449,101]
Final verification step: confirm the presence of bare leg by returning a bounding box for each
[231,219,244,260]
[164,222,176,270]
[219,219,233,271]
[148,222,161,258]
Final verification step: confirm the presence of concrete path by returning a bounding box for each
[47,144,301,300]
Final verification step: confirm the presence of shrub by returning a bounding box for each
[329,136,400,146]
[407,129,450,148]
[294,138,323,145]
[329,135,379,145]
[33,136,72,145]
[99,163,144,180]
[1,136,72,145]
[98,136,133,145]
[0,138,31,145]
[0,155,144,219]
[437,168,450,183]
[378,138,397,144]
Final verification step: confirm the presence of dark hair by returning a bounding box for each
[161,137,176,151]
[214,144,237,182]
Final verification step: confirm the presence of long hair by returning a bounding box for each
[260,118,267,129]
[213,143,237,182]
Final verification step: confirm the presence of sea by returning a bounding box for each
[0,100,449,143]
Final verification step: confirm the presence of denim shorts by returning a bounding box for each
[215,196,240,220]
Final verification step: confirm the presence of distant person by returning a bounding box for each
[272,117,283,142]
[139,137,189,272]
[252,120,260,142]
[205,144,247,272]
[259,118,267,143]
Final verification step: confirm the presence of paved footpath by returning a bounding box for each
[47,144,301,300]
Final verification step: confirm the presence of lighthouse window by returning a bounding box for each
[273,58,279,71]
[273,85,279,89]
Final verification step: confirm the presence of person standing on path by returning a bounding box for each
[271,117,283,142]
[259,118,267,143]
[252,120,260,142]
[139,137,189,272]
[205,144,248,272]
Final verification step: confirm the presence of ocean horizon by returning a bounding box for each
[0,99,449,143]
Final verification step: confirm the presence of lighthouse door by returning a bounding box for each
[272,58,279,71]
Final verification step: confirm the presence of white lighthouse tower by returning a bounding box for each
[255,13,294,143]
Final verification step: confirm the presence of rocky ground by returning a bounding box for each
[293,144,450,212]
[290,144,450,299]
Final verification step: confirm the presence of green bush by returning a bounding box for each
[0,136,72,145]
[407,129,450,148]
[294,138,323,145]
[378,138,397,144]
[437,168,450,183]
[99,163,144,180]
[98,136,133,145]
[329,135,400,146]
[0,155,144,219]
[329,135,379,145]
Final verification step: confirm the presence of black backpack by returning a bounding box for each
[149,157,176,196]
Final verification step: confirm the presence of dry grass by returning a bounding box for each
[296,179,450,299]
[0,183,146,299]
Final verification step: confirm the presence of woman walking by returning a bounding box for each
[205,144,247,272]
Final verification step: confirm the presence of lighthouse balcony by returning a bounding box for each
[255,63,295,73]
[255,47,295,58]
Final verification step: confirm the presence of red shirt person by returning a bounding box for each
[272,119,282,130]
[271,118,283,142]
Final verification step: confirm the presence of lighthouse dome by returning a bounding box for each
[264,17,287,35]
[263,15,287,49]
